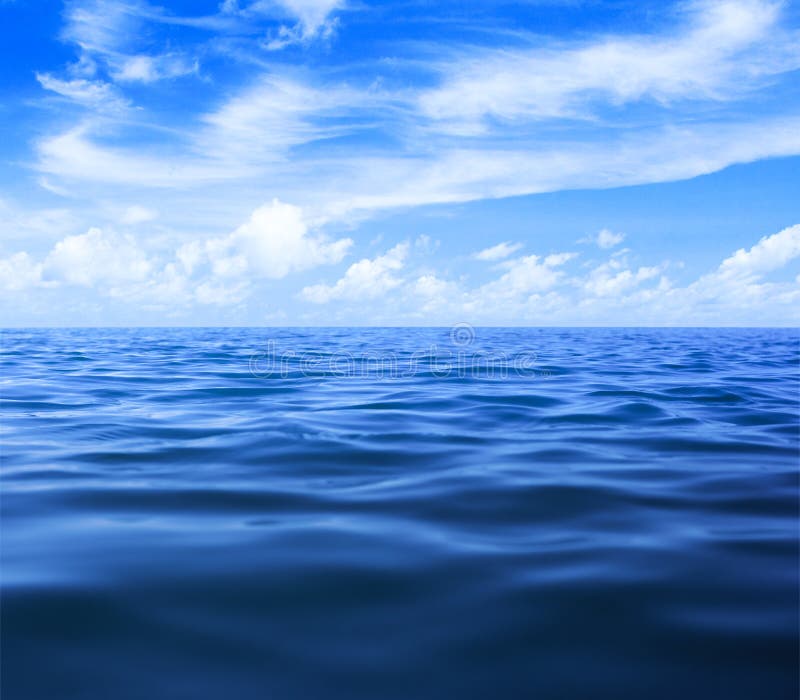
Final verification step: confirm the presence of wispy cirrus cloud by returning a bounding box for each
[473,241,523,261]
[195,73,363,164]
[35,73,130,113]
[255,0,346,49]
[418,0,798,134]
[111,53,198,83]
[31,0,800,226]
[59,0,220,87]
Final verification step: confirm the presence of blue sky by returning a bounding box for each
[0,0,798,325]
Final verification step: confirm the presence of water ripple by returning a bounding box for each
[1,327,798,699]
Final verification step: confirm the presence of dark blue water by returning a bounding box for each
[1,327,798,699]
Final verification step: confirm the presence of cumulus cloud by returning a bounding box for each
[41,227,152,287]
[411,274,462,315]
[584,260,662,297]
[413,274,455,299]
[477,252,576,300]
[581,229,626,249]
[219,199,351,278]
[0,253,45,292]
[680,224,800,312]
[473,241,523,261]
[301,242,408,303]
[3,222,799,324]
[0,199,351,307]
[287,224,799,325]
[715,224,800,279]
[165,199,352,303]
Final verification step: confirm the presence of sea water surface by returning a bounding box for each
[1,327,798,699]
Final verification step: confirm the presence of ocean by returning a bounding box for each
[1,327,798,699]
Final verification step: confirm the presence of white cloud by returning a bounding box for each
[121,205,158,225]
[163,199,351,300]
[37,178,74,197]
[193,279,250,306]
[112,53,198,83]
[143,197,351,298]
[675,224,800,315]
[59,1,202,91]
[41,227,152,287]
[32,26,800,221]
[0,253,45,292]
[0,200,80,245]
[223,199,352,278]
[411,274,462,315]
[36,73,129,112]
[36,126,251,187]
[543,252,576,267]
[584,260,662,297]
[0,199,352,309]
[470,252,576,309]
[418,0,795,133]
[333,115,800,220]
[34,73,371,190]
[473,241,523,261]
[62,0,143,55]
[275,0,343,33]
[414,234,439,254]
[583,229,626,249]
[287,224,799,325]
[715,224,800,279]
[197,74,353,165]
[13,0,800,327]
[413,274,454,299]
[34,71,366,186]
[253,0,344,48]
[301,242,408,303]
[3,222,799,324]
